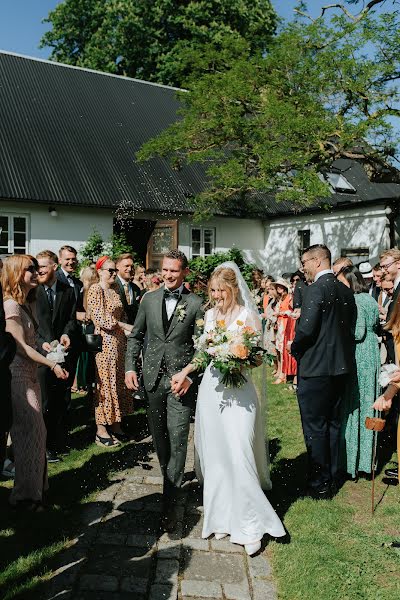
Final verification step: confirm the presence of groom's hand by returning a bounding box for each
[171,372,191,397]
[125,371,139,390]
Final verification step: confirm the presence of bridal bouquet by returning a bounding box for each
[193,319,265,388]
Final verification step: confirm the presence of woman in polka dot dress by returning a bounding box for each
[88,256,133,447]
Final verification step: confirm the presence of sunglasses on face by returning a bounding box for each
[102,268,117,275]
[26,265,37,273]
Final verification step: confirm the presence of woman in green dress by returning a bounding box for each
[338,265,381,478]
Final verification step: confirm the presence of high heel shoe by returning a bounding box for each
[244,541,261,556]
[215,533,228,540]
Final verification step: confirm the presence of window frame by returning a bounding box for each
[190,226,216,258]
[0,212,30,255]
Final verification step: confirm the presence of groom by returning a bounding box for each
[125,250,203,529]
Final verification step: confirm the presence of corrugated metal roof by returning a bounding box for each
[0,52,399,219]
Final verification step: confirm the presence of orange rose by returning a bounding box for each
[217,320,226,328]
[230,343,250,359]
[242,326,255,334]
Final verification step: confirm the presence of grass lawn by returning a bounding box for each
[259,371,400,600]
[0,374,399,599]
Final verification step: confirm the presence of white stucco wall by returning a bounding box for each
[1,201,113,257]
[263,205,389,277]
[178,216,266,267]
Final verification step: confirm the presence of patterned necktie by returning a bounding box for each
[124,283,131,305]
[46,287,54,311]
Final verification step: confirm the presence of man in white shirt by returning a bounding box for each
[115,253,138,325]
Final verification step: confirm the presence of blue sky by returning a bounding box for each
[0,1,349,59]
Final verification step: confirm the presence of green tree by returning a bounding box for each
[40,0,277,88]
[138,1,400,218]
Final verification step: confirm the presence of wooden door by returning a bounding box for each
[147,220,178,269]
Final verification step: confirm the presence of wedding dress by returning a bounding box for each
[194,306,286,545]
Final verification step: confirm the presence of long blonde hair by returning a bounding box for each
[1,254,38,305]
[208,267,240,313]
[80,265,99,311]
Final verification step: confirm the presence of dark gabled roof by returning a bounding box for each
[0,51,399,219]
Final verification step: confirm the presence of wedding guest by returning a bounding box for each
[378,275,394,320]
[36,250,78,462]
[115,253,139,325]
[271,278,294,384]
[372,263,383,298]
[87,256,133,446]
[380,249,400,362]
[340,266,380,479]
[251,268,264,311]
[262,282,278,371]
[2,255,68,511]
[291,244,356,499]
[261,275,275,317]
[0,281,16,473]
[332,256,353,276]
[373,369,400,484]
[132,264,146,300]
[359,262,378,299]
[75,266,98,394]
[291,270,307,311]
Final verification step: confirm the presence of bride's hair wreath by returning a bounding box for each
[208,267,240,313]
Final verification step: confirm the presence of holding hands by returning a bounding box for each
[171,371,192,397]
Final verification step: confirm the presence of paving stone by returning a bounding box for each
[101,511,161,535]
[85,545,153,578]
[210,539,243,553]
[96,483,122,503]
[181,580,223,598]
[96,532,127,545]
[247,553,271,578]
[149,583,178,600]
[120,576,148,594]
[126,533,157,549]
[80,502,110,526]
[182,513,204,539]
[145,475,164,485]
[79,574,118,591]
[252,579,277,600]
[182,538,209,551]
[157,544,182,559]
[182,551,246,584]
[223,582,251,600]
[155,558,180,584]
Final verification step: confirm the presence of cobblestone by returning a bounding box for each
[181,580,223,598]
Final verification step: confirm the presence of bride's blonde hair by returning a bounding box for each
[208,267,240,313]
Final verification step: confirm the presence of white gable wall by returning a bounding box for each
[263,204,389,276]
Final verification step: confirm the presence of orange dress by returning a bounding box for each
[277,294,297,377]
[87,284,132,425]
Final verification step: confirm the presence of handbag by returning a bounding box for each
[365,416,386,432]
[82,321,102,353]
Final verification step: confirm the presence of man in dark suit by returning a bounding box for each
[125,250,203,530]
[290,244,356,499]
[380,249,400,363]
[115,253,139,325]
[36,250,78,461]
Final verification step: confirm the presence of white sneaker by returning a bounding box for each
[245,541,261,556]
[214,533,228,540]
[2,459,15,479]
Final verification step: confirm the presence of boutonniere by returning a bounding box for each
[176,303,187,322]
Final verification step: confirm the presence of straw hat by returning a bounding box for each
[271,277,290,290]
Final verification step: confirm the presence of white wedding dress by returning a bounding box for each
[195,307,286,544]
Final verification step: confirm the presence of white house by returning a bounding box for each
[1,51,399,276]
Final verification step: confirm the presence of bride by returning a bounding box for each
[172,263,286,555]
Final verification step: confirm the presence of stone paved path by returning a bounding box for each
[46,428,277,600]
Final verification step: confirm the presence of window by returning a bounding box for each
[0,214,28,255]
[191,227,215,258]
[325,172,356,193]
[297,229,310,257]
[341,247,369,265]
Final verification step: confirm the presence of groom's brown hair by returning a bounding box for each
[164,249,188,270]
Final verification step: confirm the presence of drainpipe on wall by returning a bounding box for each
[385,203,397,248]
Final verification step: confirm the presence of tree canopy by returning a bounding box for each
[138,1,400,218]
[40,0,277,88]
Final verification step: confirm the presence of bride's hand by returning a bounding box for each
[171,371,191,396]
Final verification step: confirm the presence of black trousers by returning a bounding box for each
[146,373,195,503]
[38,365,70,452]
[297,374,348,490]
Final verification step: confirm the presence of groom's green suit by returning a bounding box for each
[125,286,204,501]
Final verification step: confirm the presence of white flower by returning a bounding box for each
[176,304,187,322]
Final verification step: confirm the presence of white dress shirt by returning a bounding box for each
[314,269,333,282]
[61,268,75,289]
[165,283,184,320]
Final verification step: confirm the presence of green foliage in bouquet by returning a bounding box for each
[187,248,256,299]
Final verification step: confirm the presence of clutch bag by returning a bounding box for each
[365,416,386,432]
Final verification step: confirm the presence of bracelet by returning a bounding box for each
[51,362,57,371]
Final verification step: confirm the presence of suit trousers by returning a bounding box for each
[146,373,195,503]
[38,365,70,451]
[297,374,348,490]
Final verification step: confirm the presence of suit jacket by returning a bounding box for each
[385,282,400,363]
[56,269,84,312]
[371,284,380,302]
[115,277,139,325]
[291,273,356,377]
[36,280,78,354]
[125,286,204,390]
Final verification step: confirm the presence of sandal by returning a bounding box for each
[109,430,131,443]
[95,434,120,447]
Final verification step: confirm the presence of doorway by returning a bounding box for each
[113,218,156,266]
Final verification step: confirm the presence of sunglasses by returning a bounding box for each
[102,268,117,275]
[26,265,38,273]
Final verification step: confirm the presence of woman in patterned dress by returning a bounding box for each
[2,255,68,511]
[87,256,133,447]
[339,266,380,478]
